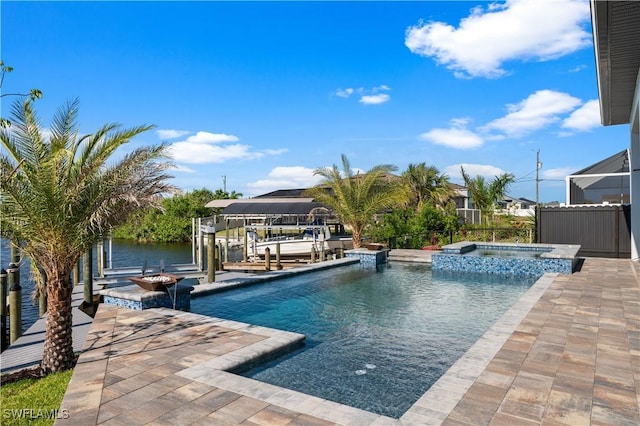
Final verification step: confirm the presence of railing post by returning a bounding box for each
[83,248,93,308]
[265,247,271,271]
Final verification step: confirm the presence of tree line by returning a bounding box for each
[112,188,241,243]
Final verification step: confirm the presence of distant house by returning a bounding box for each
[497,195,536,217]
[565,149,629,206]
[207,181,481,225]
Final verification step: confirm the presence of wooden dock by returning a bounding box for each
[222,260,310,272]
[1,284,94,375]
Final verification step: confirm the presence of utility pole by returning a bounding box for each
[222,175,227,193]
[535,149,542,207]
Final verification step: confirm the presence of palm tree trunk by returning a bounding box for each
[42,272,75,372]
[352,227,362,248]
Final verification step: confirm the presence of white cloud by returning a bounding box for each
[359,94,390,105]
[420,128,483,149]
[40,128,53,141]
[170,164,196,173]
[246,166,324,194]
[568,65,587,73]
[157,129,190,139]
[542,167,574,180]
[482,90,582,137]
[168,142,259,164]
[166,130,282,164]
[419,118,483,149]
[184,131,239,144]
[372,85,391,92]
[445,163,507,180]
[336,85,391,104]
[405,0,591,78]
[561,99,601,132]
[336,88,355,98]
[262,148,289,156]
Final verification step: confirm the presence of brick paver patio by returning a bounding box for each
[55,257,639,425]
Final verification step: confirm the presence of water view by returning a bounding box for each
[0,238,195,332]
[191,263,538,418]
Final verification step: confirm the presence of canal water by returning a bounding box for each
[0,238,203,333]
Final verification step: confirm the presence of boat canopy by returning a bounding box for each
[220,201,328,217]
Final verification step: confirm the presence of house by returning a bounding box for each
[565,149,629,206]
[590,0,640,259]
[209,180,479,224]
[497,195,536,217]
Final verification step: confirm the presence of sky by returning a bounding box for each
[0,0,631,203]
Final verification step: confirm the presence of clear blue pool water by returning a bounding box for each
[466,248,549,258]
[190,263,538,418]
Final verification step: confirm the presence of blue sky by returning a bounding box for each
[1,0,630,202]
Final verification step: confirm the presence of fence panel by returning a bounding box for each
[537,205,630,258]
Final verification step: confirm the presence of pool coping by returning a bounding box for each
[441,241,581,260]
[179,262,558,424]
[399,272,557,424]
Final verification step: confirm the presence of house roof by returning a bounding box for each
[591,0,640,125]
[220,200,328,216]
[254,189,310,198]
[570,149,629,176]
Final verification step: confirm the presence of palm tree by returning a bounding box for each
[402,163,455,210]
[0,99,175,372]
[305,154,409,248]
[460,166,515,225]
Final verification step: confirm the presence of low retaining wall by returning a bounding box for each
[100,284,193,311]
[344,248,388,267]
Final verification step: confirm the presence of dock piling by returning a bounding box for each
[276,243,282,270]
[8,245,22,343]
[83,248,93,308]
[72,261,80,286]
[1,269,7,350]
[207,231,216,283]
[265,247,271,271]
[8,264,22,344]
[38,266,47,317]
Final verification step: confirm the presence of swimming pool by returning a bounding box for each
[190,263,538,418]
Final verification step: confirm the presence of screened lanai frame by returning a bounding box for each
[565,149,630,206]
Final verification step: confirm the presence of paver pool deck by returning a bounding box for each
[54,256,639,425]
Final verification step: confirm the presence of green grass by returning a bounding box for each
[0,369,73,426]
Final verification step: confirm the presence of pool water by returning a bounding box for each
[467,248,548,258]
[190,263,538,418]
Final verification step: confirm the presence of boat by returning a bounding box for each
[246,225,353,260]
